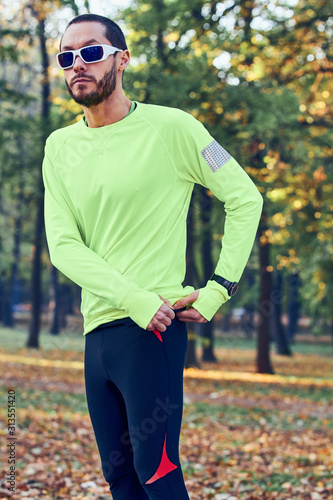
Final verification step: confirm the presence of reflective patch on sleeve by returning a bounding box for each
[200,140,232,173]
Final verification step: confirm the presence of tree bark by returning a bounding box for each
[7,137,25,327]
[201,187,217,362]
[241,271,255,339]
[184,191,200,368]
[287,272,301,343]
[0,280,12,326]
[50,265,60,335]
[27,17,50,348]
[273,269,292,356]
[256,213,274,374]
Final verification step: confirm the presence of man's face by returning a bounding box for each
[60,22,119,107]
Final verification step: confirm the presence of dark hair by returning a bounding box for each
[60,14,128,51]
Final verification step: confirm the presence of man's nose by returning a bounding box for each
[73,55,87,72]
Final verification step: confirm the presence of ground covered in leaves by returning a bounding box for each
[0,330,332,499]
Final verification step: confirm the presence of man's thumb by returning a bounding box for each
[173,291,198,309]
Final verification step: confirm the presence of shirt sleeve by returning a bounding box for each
[42,137,164,330]
[172,111,264,321]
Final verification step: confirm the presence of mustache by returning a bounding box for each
[70,75,96,85]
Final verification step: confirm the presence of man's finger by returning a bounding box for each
[167,307,175,319]
[160,303,175,319]
[175,307,206,321]
[174,308,196,319]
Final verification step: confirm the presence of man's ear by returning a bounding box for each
[118,49,130,72]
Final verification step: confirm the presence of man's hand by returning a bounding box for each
[146,295,175,332]
[172,290,208,323]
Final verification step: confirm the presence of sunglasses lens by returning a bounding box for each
[81,45,104,62]
[58,52,74,68]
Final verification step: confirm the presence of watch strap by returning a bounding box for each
[209,273,238,296]
[210,273,231,289]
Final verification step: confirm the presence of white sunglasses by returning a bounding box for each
[56,44,123,69]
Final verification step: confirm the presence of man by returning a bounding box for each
[42,13,263,500]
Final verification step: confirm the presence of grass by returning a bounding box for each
[182,401,333,430]
[0,387,89,414]
[205,335,333,356]
[0,326,86,352]
[0,384,330,433]
[201,378,333,402]
[1,325,332,356]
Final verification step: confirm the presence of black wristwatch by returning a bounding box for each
[209,273,239,297]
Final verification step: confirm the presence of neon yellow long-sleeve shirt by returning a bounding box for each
[42,101,263,335]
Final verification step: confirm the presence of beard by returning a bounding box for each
[66,63,117,108]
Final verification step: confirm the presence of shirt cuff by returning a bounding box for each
[192,279,231,321]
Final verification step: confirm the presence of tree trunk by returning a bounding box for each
[27,17,50,348]
[0,173,11,326]
[241,271,255,339]
[201,187,217,362]
[256,214,274,374]
[0,280,4,324]
[8,138,25,328]
[1,280,12,327]
[184,191,200,368]
[288,272,301,343]
[8,216,22,328]
[50,265,60,335]
[273,269,292,356]
[156,0,168,69]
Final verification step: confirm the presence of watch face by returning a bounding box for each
[230,283,238,296]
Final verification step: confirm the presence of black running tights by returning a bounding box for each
[84,315,190,500]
